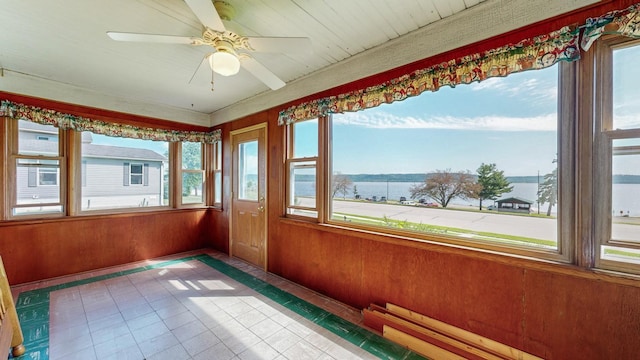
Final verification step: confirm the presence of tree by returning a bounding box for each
[537,167,557,216]
[332,173,353,199]
[476,163,513,210]
[409,169,479,208]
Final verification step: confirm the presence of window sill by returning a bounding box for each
[0,207,209,227]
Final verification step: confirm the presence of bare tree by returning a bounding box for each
[410,169,479,208]
[332,173,353,199]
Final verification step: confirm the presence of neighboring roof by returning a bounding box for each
[19,139,166,162]
[18,120,58,134]
[496,197,534,204]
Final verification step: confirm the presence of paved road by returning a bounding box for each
[297,198,639,244]
[332,200,558,241]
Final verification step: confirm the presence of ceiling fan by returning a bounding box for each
[107,0,312,90]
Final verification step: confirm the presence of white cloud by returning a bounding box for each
[470,75,556,103]
[334,111,557,131]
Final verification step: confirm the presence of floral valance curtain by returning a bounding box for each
[278,2,640,126]
[278,26,580,125]
[0,100,221,144]
[582,2,640,50]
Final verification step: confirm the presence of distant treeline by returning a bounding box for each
[296,173,640,184]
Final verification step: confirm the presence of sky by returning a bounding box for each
[326,65,562,176]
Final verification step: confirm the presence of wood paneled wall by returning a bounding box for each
[0,209,208,284]
[203,106,640,360]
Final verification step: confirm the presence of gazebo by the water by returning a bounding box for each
[495,197,534,213]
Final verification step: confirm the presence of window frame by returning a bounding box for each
[284,118,327,221]
[6,119,67,219]
[284,65,576,263]
[177,141,206,207]
[212,140,222,207]
[128,162,144,186]
[593,36,640,275]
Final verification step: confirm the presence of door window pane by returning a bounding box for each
[238,140,258,201]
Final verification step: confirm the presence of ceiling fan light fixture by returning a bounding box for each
[209,50,240,76]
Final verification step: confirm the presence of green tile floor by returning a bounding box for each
[13,254,425,359]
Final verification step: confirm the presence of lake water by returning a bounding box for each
[295,181,640,216]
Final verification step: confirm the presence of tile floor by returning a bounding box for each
[10,250,423,360]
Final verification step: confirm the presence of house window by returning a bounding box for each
[594,37,640,273]
[129,163,145,185]
[286,64,572,260]
[38,167,58,186]
[286,118,321,218]
[180,141,204,205]
[10,120,64,217]
[80,131,168,211]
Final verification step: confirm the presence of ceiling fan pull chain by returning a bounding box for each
[211,70,215,92]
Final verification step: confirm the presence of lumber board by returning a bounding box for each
[384,325,467,360]
[386,303,543,360]
[378,311,502,360]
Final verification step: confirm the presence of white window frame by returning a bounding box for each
[129,162,144,186]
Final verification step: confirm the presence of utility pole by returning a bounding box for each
[537,170,540,214]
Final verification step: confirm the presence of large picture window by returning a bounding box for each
[285,64,572,259]
[80,131,169,211]
[330,66,561,253]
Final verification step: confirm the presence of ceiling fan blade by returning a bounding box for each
[107,31,197,44]
[240,56,285,90]
[184,0,226,31]
[246,37,312,54]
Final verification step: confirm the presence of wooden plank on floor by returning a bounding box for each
[386,303,543,360]
[384,325,467,360]
[378,311,501,360]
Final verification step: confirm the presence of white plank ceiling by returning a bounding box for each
[0,0,599,126]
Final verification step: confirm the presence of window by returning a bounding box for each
[213,140,222,206]
[38,167,58,186]
[286,66,570,259]
[181,141,204,205]
[80,131,169,211]
[128,163,145,185]
[286,118,320,218]
[595,38,640,273]
[10,120,64,216]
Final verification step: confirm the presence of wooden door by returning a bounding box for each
[231,125,267,269]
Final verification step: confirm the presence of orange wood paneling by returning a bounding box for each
[0,210,208,284]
